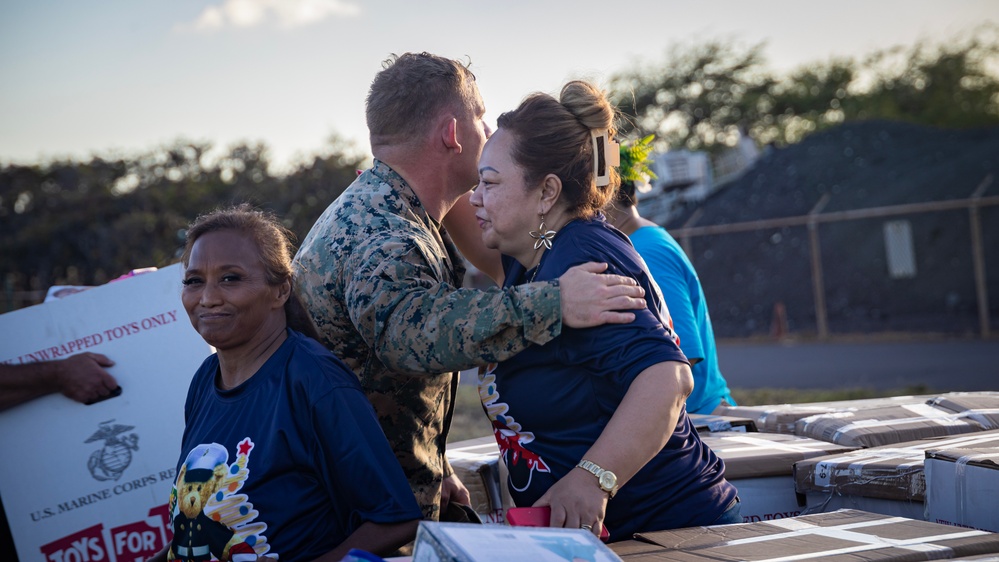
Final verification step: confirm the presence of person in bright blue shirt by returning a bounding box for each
[606,182,736,414]
[450,81,740,541]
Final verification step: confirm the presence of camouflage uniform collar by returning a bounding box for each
[369,159,438,230]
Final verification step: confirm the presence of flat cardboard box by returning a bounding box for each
[925,447,999,533]
[703,432,858,480]
[701,432,858,523]
[412,521,622,562]
[613,509,999,561]
[719,395,938,434]
[799,491,925,520]
[794,402,990,448]
[794,430,999,503]
[928,393,999,430]
[447,436,507,524]
[688,413,758,433]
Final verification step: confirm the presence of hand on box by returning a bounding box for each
[441,473,471,509]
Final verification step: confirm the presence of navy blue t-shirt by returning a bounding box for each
[478,216,737,540]
[171,329,420,561]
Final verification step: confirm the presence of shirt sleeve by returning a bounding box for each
[548,228,688,385]
[344,233,562,375]
[638,231,705,362]
[312,383,423,528]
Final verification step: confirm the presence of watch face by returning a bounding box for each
[599,471,617,490]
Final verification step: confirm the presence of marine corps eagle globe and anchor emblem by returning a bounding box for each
[85,419,139,481]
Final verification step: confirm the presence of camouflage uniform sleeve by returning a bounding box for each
[344,238,561,375]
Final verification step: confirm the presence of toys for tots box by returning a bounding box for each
[925,447,999,533]
[794,430,999,521]
[699,432,858,523]
[0,265,212,562]
[610,509,999,561]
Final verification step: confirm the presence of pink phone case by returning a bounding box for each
[506,506,609,541]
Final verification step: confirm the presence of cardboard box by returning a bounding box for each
[794,430,999,520]
[795,430,999,501]
[0,264,212,562]
[701,432,858,523]
[719,395,938,434]
[412,521,622,562]
[612,509,999,561]
[688,413,758,433]
[794,401,990,448]
[928,392,999,430]
[798,491,925,520]
[447,437,507,524]
[925,447,999,532]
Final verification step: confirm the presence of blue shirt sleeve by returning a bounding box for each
[522,220,688,386]
[631,227,704,361]
[309,362,421,530]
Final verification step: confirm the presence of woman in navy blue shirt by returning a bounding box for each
[454,82,740,541]
[147,205,420,562]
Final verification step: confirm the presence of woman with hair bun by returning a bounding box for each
[454,81,740,540]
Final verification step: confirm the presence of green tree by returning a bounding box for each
[610,39,773,152]
[610,26,999,150]
[1,136,367,312]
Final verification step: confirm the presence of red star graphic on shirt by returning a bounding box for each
[238,437,253,456]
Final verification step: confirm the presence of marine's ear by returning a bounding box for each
[442,117,461,153]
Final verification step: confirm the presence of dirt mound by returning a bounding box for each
[665,120,999,338]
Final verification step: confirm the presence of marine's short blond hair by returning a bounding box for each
[366,52,482,145]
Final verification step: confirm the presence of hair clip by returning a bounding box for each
[591,129,620,187]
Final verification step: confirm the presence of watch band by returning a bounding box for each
[576,459,618,498]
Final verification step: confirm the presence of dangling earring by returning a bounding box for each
[529,214,557,250]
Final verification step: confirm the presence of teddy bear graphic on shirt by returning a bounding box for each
[168,438,270,562]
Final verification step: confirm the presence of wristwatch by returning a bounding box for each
[576,459,618,499]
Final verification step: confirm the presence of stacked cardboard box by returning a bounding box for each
[793,430,999,520]
[688,413,758,434]
[929,392,999,430]
[608,509,999,561]
[699,432,857,522]
[793,392,999,447]
[446,436,508,524]
[719,395,938,434]
[925,447,999,532]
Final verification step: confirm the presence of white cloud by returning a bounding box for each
[178,0,360,32]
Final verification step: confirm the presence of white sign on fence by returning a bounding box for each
[0,264,212,562]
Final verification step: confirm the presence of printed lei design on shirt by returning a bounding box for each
[479,365,551,492]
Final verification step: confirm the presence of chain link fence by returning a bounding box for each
[672,186,999,340]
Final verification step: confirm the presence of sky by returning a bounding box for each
[1,0,996,173]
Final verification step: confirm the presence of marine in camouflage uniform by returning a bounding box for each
[294,159,562,520]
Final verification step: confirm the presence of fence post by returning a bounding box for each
[969,174,993,339]
[680,209,703,258]
[809,195,831,339]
